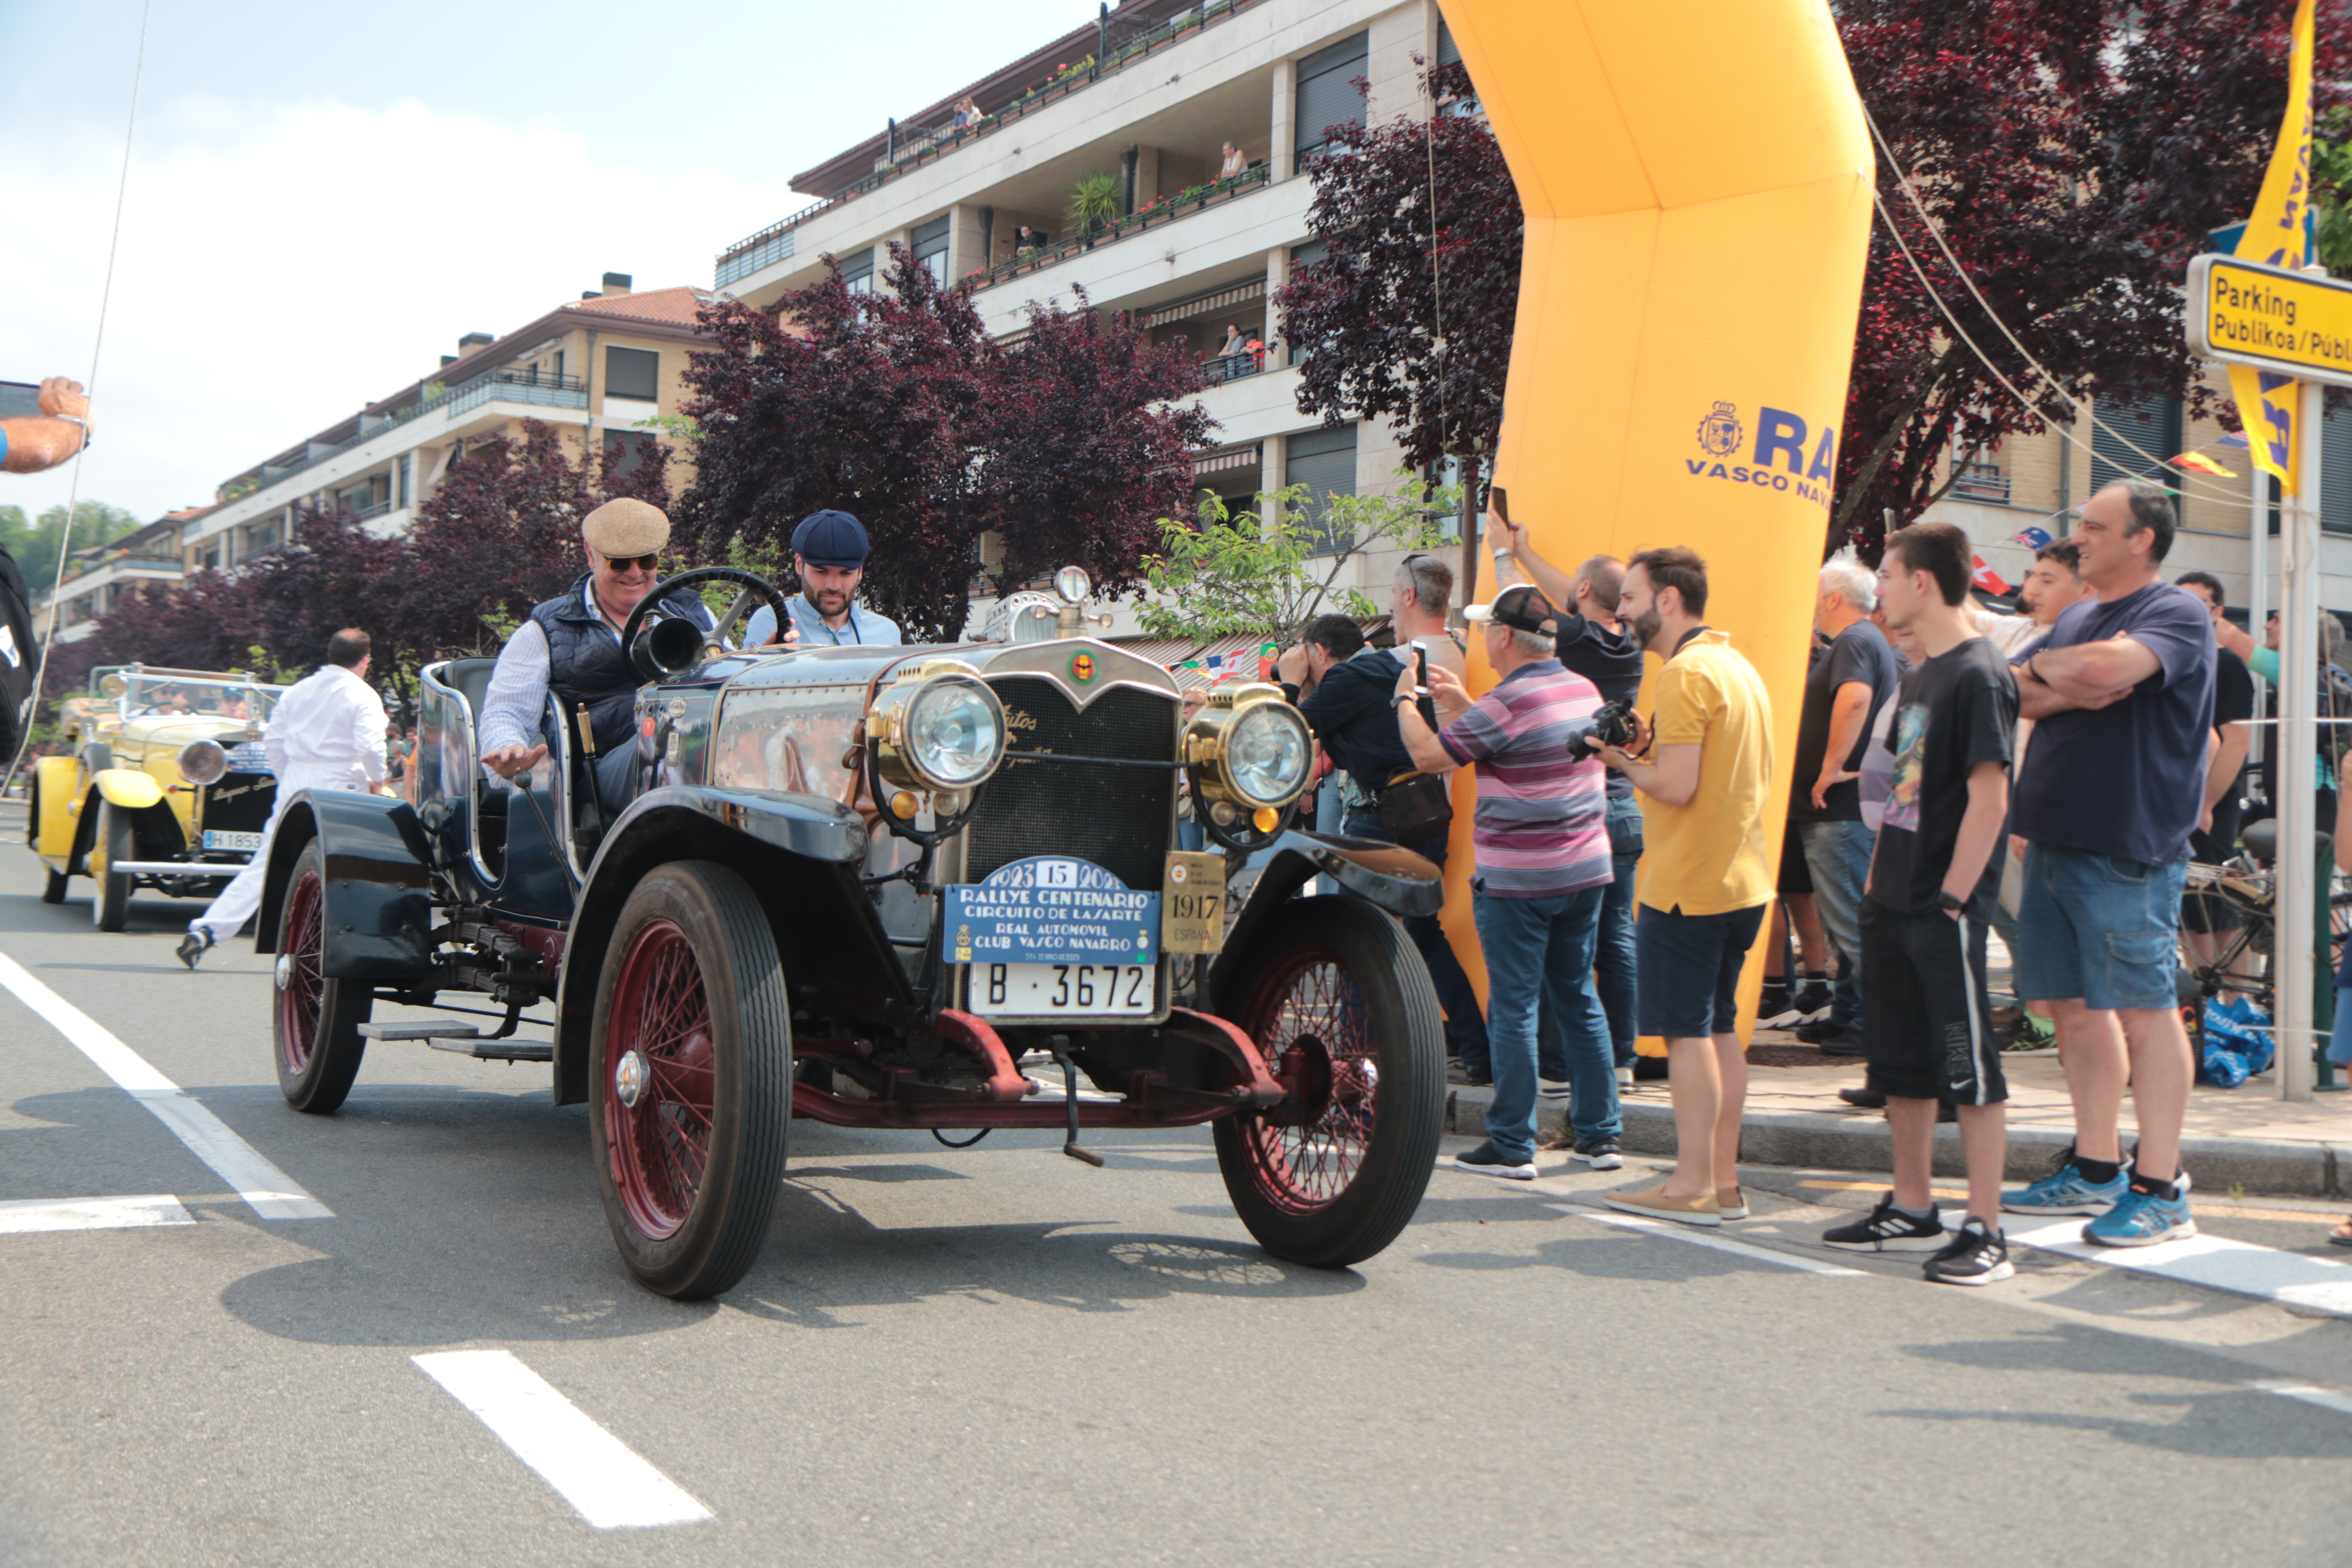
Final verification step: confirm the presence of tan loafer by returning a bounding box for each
[1717,1186,1749,1221]
[1602,1183,1720,1227]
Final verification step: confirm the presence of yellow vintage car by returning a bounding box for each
[27,664,288,930]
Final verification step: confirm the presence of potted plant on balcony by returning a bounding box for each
[1066,172,1124,248]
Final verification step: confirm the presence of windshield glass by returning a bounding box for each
[112,670,285,722]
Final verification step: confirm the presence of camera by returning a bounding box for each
[1584,698,1637,753]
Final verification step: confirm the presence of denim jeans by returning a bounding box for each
[1474,883,1616,1161]
[1798,818,1874,1032]
[1345,811,1489,1062]
[1598,795,1642,1067]
[2014,844,2187,1011]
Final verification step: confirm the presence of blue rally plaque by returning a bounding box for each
[944,857,1160,967]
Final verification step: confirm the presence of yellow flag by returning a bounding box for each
[2229,0,2317,493]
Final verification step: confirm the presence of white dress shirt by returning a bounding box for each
[265,664,388,791]
[478,579,713,756]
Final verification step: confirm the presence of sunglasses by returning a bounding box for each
[604,554,660,573]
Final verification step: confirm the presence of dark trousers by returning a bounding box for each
[1598,794,1642,1067]
[1345,810,1490,1062]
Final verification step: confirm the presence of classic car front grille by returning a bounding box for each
[968,677,1177,893]
[200,774,278,837]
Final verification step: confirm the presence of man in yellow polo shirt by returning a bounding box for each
[1588,545,1775,1227]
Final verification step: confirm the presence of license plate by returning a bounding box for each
[201,830,263,851]
[969,962,1153,1017]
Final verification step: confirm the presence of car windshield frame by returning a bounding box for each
[105,670,286,723]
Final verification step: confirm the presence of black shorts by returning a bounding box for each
[1777,818,1814,896]
[1859,899,2007,1107]
[1637,902,1768,1037]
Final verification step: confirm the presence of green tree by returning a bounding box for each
[0,500,142,595]
[1138,475,1459,647]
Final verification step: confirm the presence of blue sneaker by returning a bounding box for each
[2001,1156,2129,1217]
[2083,1183,2197,1248]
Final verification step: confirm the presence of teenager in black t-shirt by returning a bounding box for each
[1820,523,2018,1286]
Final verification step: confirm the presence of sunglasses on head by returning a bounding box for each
[604,553,659,573]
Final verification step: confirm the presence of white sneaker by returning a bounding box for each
[1615,1065,1634,1089]
[1538,1078,1571,1102]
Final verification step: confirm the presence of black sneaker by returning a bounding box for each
[1822,1193,1946,1251]
[1923,1217,2013,1286]
[1757,983,1801,1030]
[1448,1060,1492,1088]
[1813,1025,1868,1056]
[1453,1141,1536,1180]
[175,929,214,971]
[1570,1137,1624,1171]
[1632,1055,1669,1082]
[1793,979,1833,1024]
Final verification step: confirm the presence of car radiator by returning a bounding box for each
[971,677,1178,893]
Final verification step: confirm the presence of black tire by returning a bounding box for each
[1211,896,1446,1269]
[91,802,132,932]
[42,867,68,904]
[272,837,372,1113]
[590,860,790,1299]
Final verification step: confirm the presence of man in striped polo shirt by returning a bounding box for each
[1397,583,1616,1180]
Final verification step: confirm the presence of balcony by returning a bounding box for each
[1951,460,2011,505]
[713,0,1270,288]
[980,165,1272,290]
[1199,349,1267,386]
[54,553,183,589]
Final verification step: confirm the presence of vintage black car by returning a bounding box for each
[254,566,1446,1298]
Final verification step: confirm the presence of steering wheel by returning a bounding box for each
[619,567,794,667]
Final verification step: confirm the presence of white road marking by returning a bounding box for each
[1558,1205,1866,1275]
[0,950,330,1221]
[2007,1218,2352,1319]
[0,1194,193,1234]
[2248,1379,2352,1419]
[412,1351,711,1530]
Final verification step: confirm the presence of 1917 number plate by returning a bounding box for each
[201,830,263,852]
[970,962,1152,1016]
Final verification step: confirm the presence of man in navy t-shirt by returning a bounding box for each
[2002,480,2214,1247]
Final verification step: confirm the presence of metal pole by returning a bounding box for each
[2249,466,2270,797]
[2277,374,2324,1102]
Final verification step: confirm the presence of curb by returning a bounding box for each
[1445,1087,2344,1200]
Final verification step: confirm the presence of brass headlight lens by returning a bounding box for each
[177,739,229,786]
[1183,682,1312,811]
[869,662,1007,793]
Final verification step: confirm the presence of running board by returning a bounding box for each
[357,1022,553,1063]
[109,860,241,875]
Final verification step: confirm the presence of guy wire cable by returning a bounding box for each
[3,0,154,800]
[1861,98,2249,505]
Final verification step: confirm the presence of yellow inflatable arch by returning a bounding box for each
[1432,0,1875,1034]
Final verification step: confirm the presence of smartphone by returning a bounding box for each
[1489,486,1509,525]
[1410,639,1437,728]
[0,381,42,420]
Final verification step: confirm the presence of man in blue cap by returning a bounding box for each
[743,509,902,648]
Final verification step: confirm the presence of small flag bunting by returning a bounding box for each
[1971,554,2012,595]
[2006,525,2052,550]
[2171,451,2238,477]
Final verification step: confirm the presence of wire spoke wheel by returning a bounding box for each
[589,861,789,1299]
[271,838,370,1113]
[1212,897,1444,1269]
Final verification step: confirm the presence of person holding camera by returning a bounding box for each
[1397,583,1617,1180]
[1592,548,1775,1225]
[1,377,92,474]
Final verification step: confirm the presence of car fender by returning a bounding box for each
[254,789,438,982]
[1211,829,1443,1013]
[549,785,883,1105]
[29,756,82,860]
[93,768,165,811]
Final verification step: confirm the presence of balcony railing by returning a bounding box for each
[713,0,1268,288]
[54,553,183,588]
[1951,460,2011,504]
[980,165,1272,290]
[1200,350,1267,386]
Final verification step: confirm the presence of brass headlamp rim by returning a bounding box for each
[1181,682,1310,809]
[868,664,1005,793]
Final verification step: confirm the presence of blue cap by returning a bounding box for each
[792,509,869,568]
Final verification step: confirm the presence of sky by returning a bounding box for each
[0,0,1089,534]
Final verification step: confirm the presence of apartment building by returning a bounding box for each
[185,275,711,572]
[40,506,214,644]
[1920,370,2352,621]
[710,0,1467,626]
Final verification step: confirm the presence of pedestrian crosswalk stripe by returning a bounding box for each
[2007,1218,2352,1319]
[0,1194,193,1234]
[2247,1379,2352,1419]
[1558,1205,1866,1275]
[0,951,330,1221]
[413,1351,711,1530]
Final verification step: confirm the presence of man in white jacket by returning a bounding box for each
[177,629,387,967]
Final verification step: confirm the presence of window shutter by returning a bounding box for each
[1295,32,1368,158]
[838,246,876,292]
[2322,408,2352,535]
[1286,425,1359,555]
[605,346,659,402]
[912,216,952,286]
[2087,395,2182,493]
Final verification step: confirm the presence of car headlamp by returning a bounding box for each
[869,661,1007,793]
[177,739,229,786]
[1183,682,1311,811]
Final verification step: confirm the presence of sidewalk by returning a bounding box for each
[1451,931,2352,1198]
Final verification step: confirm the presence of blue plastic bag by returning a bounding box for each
[2199,996,2275,1088]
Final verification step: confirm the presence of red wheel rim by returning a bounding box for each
[604,918,717,1241]
[1237,946,1376,1214]
[277,869,324,1074]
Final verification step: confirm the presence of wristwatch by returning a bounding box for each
[1936,890,1967,915]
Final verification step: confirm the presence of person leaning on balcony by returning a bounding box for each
[0,377,92,474]
[1216,323,1246,358]
[952,95,983,128]
[1220,141,1248,180]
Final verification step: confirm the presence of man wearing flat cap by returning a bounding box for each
[477,497,723,810]
[742,508,902,648]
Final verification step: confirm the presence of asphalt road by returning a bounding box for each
[4,804,2352,1567]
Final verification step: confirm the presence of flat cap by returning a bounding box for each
[792,509,869,568]
[583,497,671,558]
